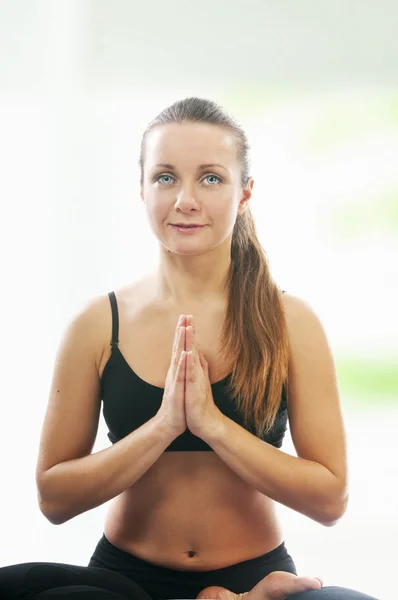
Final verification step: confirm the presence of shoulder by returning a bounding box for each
[282,292,319,327]
[69,279,145,371]
[67,293,113,370]
[281,291,326,339]
[281,290,316,319]
[81,277,149,323]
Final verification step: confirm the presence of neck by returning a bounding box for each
[154,245,231,306]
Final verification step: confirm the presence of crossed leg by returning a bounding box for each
[196,571,378,600]
[196,571,323,600]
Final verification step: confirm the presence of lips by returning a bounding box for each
[171,224,205,233]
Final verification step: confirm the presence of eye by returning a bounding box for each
[154,174,223,186]
[156,174,175,185]
[203,174,222,185]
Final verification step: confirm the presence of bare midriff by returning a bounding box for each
[99,278,285,571]
[103,451,283,571]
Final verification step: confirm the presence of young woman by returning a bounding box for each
[0,97,379,599]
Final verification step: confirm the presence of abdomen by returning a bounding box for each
[104,451,283,570]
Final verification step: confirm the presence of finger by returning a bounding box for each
[193,333,199,364]
[186,315,195,337]
[185,324,194,354]
[175,351,186,385]
[189,314,195,334]
[179,323,187,354]
[186,350,195,382]
[187,325,199,363]
[197,347,203,367]
[198,348,208,374]
[173,326,186,371]
[172,315,184,355]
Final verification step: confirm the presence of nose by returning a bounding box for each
[174,184,200,211]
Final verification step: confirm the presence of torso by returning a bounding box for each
[96,276,284,571]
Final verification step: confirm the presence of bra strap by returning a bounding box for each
[108,291,119,347]
[107,289,285,348]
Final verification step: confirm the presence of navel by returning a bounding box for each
[186,550,197,558]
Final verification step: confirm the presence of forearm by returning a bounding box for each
[37,414,175,524]
[203,413,348,526]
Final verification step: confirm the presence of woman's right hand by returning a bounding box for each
[157,314,188,438]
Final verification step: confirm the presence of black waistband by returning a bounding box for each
[91,533,293,574]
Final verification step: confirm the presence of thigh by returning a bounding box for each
[30,585,132,599]
[288,585,379,599]
[0,562,152,600]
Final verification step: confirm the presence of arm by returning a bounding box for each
[36,296,175,525]
[201,294,348,527]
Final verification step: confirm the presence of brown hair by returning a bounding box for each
[139,97,289,436]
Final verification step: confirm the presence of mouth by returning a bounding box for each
[171,223,205,227]
[170,224,206,233]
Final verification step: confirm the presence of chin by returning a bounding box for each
[162,239,211,255]
[170,246,208,256]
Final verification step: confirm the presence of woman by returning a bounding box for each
[0,97,378,599]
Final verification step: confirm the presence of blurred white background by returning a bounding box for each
[1,2,397,599]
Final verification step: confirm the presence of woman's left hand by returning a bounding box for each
[184,315,223,439]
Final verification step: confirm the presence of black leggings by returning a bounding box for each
[0,534,379,599]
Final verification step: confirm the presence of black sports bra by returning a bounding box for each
[100,291,288,451]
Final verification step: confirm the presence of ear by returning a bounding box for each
[238,178,254,216]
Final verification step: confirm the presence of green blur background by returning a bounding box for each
[0,1,396,598]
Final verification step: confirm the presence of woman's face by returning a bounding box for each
[140,122,252,255]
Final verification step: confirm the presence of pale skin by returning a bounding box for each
[179,314,323,600]
[31,120,348,597]
[27,121,354,597]
[137,121,347,597]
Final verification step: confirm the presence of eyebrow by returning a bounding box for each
[154,163,228,172]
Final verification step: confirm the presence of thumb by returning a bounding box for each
[198,349,209,375]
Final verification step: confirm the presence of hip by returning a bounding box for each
[88,533,297,600]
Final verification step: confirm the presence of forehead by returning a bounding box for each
[144,122,238,167]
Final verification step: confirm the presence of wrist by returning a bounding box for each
[152,413,180,443]
[200,410,227,445]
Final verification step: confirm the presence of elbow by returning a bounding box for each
[319,515,341,528]
[38,495,70,525]
[36,479,72,526]
[43,512,68,526]
[45,511,70,526]
[318,491,349,527]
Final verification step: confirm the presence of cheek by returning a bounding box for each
[211,199,237,228]
[145,198,168,225]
